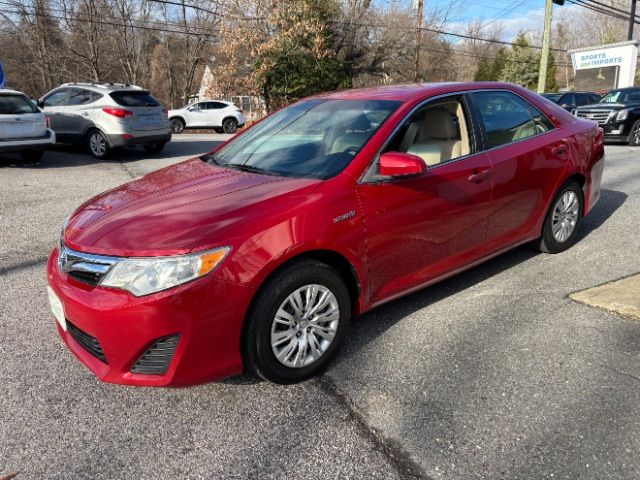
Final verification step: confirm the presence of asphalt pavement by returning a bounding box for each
[1,135,639,479]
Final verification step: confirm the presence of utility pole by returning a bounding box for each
[414,0,424,83]
[537,0,554,93]
[629,0,637,40]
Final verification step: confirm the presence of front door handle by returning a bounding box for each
[468,169,490,183]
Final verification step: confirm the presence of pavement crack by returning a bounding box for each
[119,162,137,179]
[598,364,640,383]
[315,375,433,480]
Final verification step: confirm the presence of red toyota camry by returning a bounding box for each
[47,82,605,386]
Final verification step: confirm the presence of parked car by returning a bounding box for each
[0,88,56,161]
[574,87,640,145]
[168,100,245,134]
[38,83,171,159]
[541,91,601,111]
[47,82,605,386]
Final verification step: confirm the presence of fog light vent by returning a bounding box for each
[131,335,179,375]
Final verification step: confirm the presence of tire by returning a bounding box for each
[19,149,44,162]
[87,130,110,159]
[170,118,185,134]
[143,142,166,154]
[628,119,640,146]
[222,117,238,134]
[243,259,351,384]
[532,180,584,254]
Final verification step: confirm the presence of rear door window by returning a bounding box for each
[68,89,102,106]
[471,90,554,149]
[110,91,160,107]
[0,94,38,114]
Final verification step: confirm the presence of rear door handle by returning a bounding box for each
[468,169,490,183]
[552,145,567,156]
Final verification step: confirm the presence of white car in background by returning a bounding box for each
[0,88,56,162]
[168,100,245,134]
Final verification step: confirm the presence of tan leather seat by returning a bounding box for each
[407,108,462,166]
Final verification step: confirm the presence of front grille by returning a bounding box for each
[575,109,612,125]
[67,321,108,363]
[131,335,179,374]
[59,244,119,286]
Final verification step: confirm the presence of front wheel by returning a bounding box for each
[243,259,351,384]
[532,181,583,254]
[87,130,110,159]
[222,118,238,134]
[628,119,640,146]
[170,118,185,134]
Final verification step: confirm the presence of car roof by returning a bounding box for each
[0,88,27,95]
[309,82,536,102]
[58,82,145,92]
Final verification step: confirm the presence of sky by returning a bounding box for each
[426,0,583,41]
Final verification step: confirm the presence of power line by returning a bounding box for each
[566,0,640,23]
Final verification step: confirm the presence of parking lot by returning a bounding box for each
[1,136,639,479]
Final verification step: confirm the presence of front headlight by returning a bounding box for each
[101,247,230,296]
[616,109,629,121]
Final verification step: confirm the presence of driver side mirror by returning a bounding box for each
[379,151,427,177]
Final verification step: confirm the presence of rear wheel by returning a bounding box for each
[532,181,583,254]
[628,119,640,146]
[87,130,110,159]
[222,117,238,134]
[170,118,185,134]
[19,149,44,162]
[243,259,351,384]
[143,142,166,154]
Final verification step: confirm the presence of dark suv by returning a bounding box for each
[574,87,640,146]
[542,91,601,111]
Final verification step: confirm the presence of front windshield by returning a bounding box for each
[599,89,640,104]
[206,99,401,179]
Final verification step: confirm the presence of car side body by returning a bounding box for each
[0,88,56,161]
[47,82,605,386]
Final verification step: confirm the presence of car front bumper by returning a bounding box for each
[601,121,631,143]
[0,129,56,152]
[46,248,253,386]
[106,131,172,148]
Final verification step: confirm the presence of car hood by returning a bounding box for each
[64,158,321,256]
[577,103,632,111]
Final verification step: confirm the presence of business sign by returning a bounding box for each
[569,41,639,89]
[0,60,5,89]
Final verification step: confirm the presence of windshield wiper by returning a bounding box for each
[225,163,275,175]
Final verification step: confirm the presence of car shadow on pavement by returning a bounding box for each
[0,140,223,169]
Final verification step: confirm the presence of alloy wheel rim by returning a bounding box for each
[551,191,579,243]
[634,123,640,144]
[223,120,235,133]
[90,133,106,156]
[270,284,340,369]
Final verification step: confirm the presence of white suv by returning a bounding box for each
[168,100,245,134]
[0,88,56,162]
[39,83,171,159]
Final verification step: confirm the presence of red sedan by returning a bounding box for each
[47,82,605,385]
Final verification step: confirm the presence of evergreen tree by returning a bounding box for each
[490,48,508,81]
[499,31,539,90]
[474,56,492,81]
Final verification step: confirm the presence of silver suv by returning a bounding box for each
[0,88,56,162]
[39,83,171,159]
